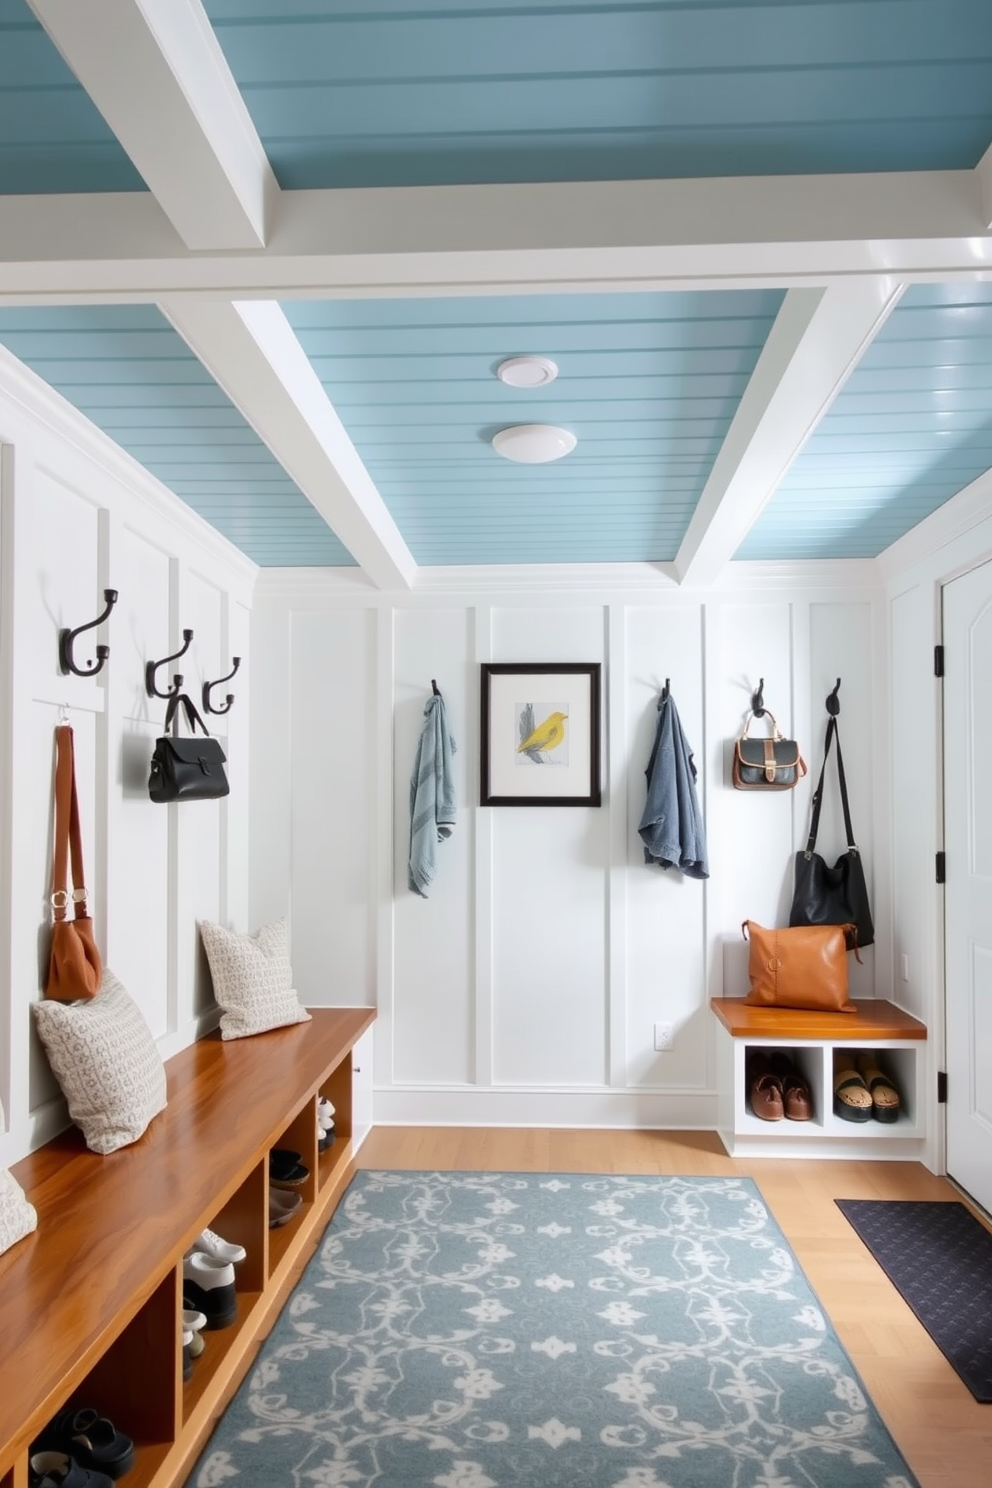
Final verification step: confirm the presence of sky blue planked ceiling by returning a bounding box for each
[0,306,356,567]
[737,284,992,560]
[4,0,992,194]
[3,2,992,569]
[201,0,992,187]
[281,290,783,565]
[0,0,143,193]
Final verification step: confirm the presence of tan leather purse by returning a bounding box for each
[46,724,103,1002]
[741,920,858,1013]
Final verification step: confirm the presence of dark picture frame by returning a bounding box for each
[480,662,602,807]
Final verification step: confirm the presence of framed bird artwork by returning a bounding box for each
[480,662,602,807]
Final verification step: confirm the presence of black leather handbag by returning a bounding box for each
[149,692,229,803]
[789,709,873,949]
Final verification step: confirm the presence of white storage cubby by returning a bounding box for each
[711,998,927,1159]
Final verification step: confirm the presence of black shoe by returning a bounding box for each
[32,1410,135,1482]
[29,1452,115,1488]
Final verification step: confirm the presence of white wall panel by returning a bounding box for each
[493,805,608,1086]
[493,605,605,664]
[0,362,255,1158]
[889,585,931,1028]
[289,610,375,1007]
[110,529,171,1035]
[624,605,708,1088]
[28,470,101,698]
[393,607,473,1085]
[808,601,876,997]
[176,571,227,1026]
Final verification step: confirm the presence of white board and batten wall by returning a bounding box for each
[250,567,886,1135]
[0,351,255,1166]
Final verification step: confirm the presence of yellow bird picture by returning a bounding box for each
[517,708,568,759]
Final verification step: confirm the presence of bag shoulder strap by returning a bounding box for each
[51,724,90,924]
[164,690,211,738]
[804,715,857,857]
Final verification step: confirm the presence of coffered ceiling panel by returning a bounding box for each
[738,283,992,559]
[2,1,992,583]
[201,0,992,186]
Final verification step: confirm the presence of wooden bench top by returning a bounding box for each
[1,1006,374,1460]
[710,996,927,1041]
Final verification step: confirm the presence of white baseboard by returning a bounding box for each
[371,1087,719,1130]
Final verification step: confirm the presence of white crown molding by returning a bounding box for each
[0,343,258,591]
[251,557,882,605]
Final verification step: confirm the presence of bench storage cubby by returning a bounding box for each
[711,997,927,1158]
[0,1005,374,1488]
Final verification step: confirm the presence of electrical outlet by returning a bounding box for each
[654,1022,675,1052]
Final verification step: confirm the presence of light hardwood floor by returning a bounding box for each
[358,1126,992,1488]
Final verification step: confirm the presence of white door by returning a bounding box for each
[943,562,992,1213]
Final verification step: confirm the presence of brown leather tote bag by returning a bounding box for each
[46,723,103,1001]
[741,920,858,1013]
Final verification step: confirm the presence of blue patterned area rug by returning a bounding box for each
[836,1198,992,1403]
[189,1172,918,1488]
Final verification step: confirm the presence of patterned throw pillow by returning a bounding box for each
[198,917,311,1041]
[0,1097,37,1255]
[32,970,168,1155]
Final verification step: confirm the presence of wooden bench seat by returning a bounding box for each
[710,996,927,1041]
[0,1005,374,1488]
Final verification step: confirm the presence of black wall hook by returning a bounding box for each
[58,588,118,677]
[146,629,193,699]
[202,656,241,715]
[659,678,670,705]
[431,678,440,696]
[751,678,766,717]
[826,677,842,715]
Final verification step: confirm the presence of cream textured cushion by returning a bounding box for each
[32,970,167,1155]
[0,1098,37,1255]
[198,917,311,1041]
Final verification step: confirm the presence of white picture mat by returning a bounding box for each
[486,671,593,799]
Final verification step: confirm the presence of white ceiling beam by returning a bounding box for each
[0,170,990,302]
[674,278,904,588]
[160,298,417,591]
[27,0,278,251]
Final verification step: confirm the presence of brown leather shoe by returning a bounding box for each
[769,1052,813,1121]
[746,1053,784,1121]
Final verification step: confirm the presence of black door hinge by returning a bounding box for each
[934,644,944,677]
[937,1071,948,1104]
[936,851,946,884]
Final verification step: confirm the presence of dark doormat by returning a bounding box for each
[836,1198,992,1402]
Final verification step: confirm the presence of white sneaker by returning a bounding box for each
[317,1098,335,1129]
[190,1226,247,1265]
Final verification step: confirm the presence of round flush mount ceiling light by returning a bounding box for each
[491,424,577,463]
[496,355,559,388]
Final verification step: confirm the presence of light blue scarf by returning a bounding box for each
[408,694,457,897]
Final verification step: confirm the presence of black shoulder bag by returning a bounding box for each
[148,692,229,803]
[789,709,873,949]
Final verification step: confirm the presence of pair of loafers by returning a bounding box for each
[747,1051,813,1122]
